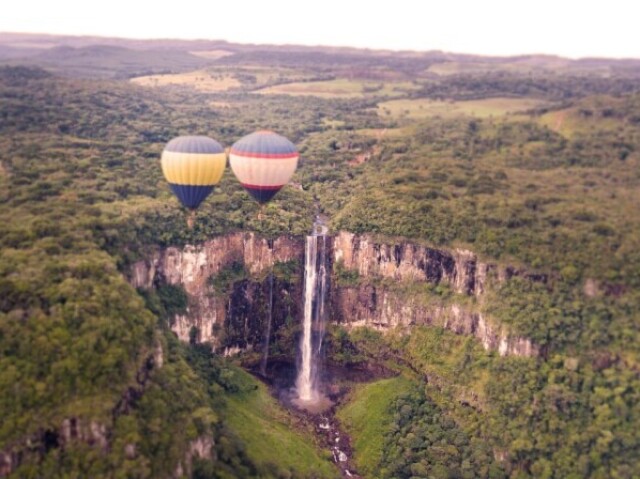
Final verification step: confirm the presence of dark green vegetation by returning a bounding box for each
[223,368,338,478]
[0,66,333,478]
[1,33,640,478]
[379,384,501,479]
[335,323,640,479]
[337,377,415,476]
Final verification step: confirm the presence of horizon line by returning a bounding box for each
[2,30,639,62]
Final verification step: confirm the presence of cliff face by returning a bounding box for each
[331,232,539,357]
[173,436,215,479]
[333,232,479,295]
[332,232,546,297]
[333,287,537,357]
[131,233,303,352]
[0,343,162,478]
[0,419,109,477]
[130,231,538,358]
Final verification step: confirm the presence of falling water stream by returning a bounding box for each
[295,218,329,405]
[259,216,359,477]
[290,217,361,477]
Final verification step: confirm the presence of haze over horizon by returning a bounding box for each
[3,0,639,59]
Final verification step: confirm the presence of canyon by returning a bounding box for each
[130,231,540,358]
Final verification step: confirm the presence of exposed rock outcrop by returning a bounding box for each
[131,233,301,291]
[0,419,111,477]
[332,232,545,296]
[0,346,161,477]
[222,276,300,352]
[331,232,539,357]
[173,436,215,479]
[332,284,537,357]
[0,452,16,477]
[131,233,303,351]
[130,231,539,358]
[60,419,108,451]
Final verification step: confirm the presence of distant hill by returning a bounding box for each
[1,32,640,80]
[2,44,210,78]
[0,32,238,52]
[0,44,43,60]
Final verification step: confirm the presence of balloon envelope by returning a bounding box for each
[161,135,226,209]
[229,130,299,204]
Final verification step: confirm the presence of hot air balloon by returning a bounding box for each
[161,135,227,227]
[229,130,299,205]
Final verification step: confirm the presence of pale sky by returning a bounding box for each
[2,0,639,59]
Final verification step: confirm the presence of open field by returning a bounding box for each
[537,95,629,137]
[378,96,549,119]
[336,376,414,477]
[225,368,338,477]
[354,127,408,138]
[427,58,613,76]
[130,69,240,91]
[189,49,234,60]
[427,61,506,76]
[257,78,419,98]
[131,66,319,91]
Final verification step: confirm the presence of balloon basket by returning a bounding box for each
[187,210,196,229]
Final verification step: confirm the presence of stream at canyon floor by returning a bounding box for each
[256,360,396,478]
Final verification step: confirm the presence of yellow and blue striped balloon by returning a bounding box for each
[161,136,226,210]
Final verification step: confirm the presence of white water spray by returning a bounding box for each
[296,220,328,403]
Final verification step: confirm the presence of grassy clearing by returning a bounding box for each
[209,100,233,109]
[538,104,622,138]
[130,69,240,91]
[257,79,366,98]
[427,60,564,76]
[354,127,408,138]
[239,66,318,86]
[322,118,346,128]
[257,78,418,98]
[378,96,548,119]
[224,368,338,478]
[336,376,414,478]
[427,57,609,76]
[189,49,234,60]
[427,61,502,76]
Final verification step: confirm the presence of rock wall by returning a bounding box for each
[332,285,537,357]
[130,231,539,358]
[173,436,215,479]
[333,232,480,295]
[131,233,301,292]
[333,232,546,297]
[331,232,539,357]
[0,344,161,477]
[0,418,110,478]
[130,232,303,351]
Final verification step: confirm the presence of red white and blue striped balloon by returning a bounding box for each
[229,130,299,204]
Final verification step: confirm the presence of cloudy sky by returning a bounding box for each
[2,0,638,59]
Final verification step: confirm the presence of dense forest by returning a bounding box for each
[1,33,640,478]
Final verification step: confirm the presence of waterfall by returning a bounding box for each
[259,272,274,377]
[296,221,328,403]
